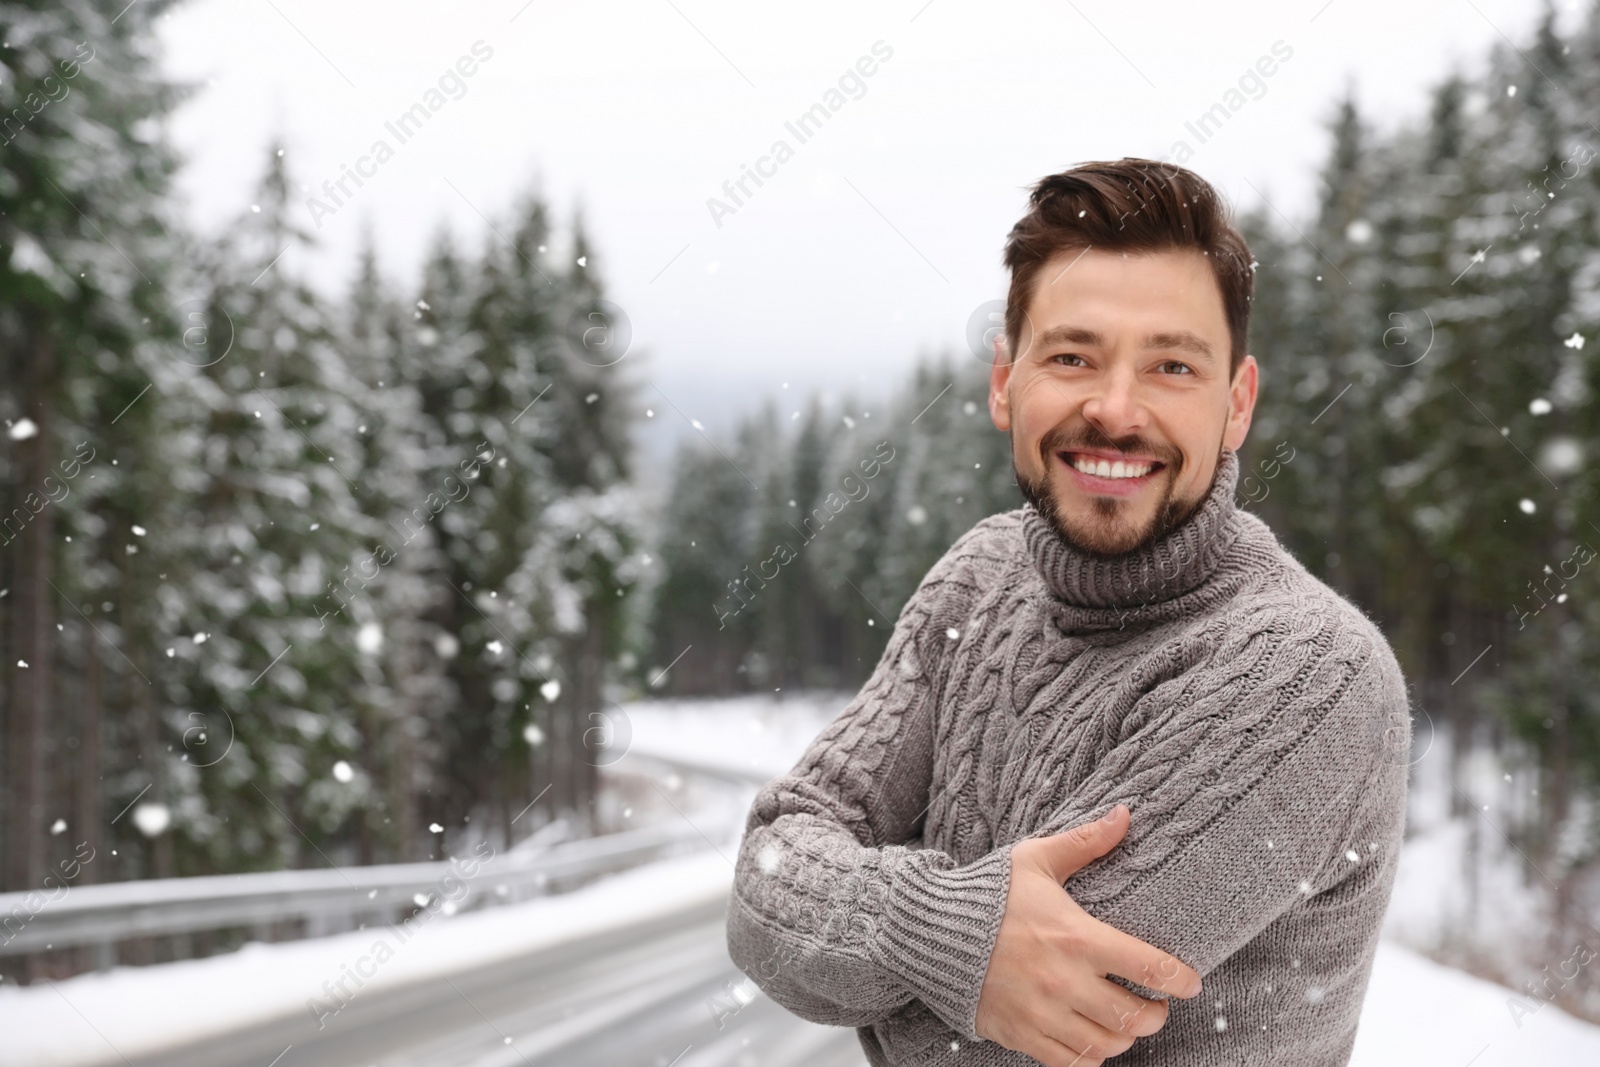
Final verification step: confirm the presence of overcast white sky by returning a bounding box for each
[155,0,1572,447]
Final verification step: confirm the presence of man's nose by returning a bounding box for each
[1079,365,1148,437]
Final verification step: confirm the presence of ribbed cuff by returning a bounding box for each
[876,844,1014,1042]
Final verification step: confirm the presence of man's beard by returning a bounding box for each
[1013,422,1220,559]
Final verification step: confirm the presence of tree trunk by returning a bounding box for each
[9,330,56,899]
[568,598,607,835]
[77,625,102,883]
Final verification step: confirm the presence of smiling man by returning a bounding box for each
[727,159,1411,1066]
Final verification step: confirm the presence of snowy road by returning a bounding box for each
[124,893,863,1067]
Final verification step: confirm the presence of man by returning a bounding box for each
[726,158,1410,1066]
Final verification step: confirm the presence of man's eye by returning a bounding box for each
[1158,360,1193,375]
[1051,353,1087,367]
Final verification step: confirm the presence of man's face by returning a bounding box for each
[989,246,1258,557]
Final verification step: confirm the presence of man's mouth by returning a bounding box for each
[1055,449,1168,495]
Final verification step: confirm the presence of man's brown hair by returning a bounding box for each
[1002,158,1255,376]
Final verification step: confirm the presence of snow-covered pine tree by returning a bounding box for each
[529,213,643,830]
[337,226,440,862]
[0,0,188,914]
[158,141,373,874]
[874,355,1014,619]
[646,418,762,694]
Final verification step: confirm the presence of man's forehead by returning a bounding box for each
[1022,248,1229,340]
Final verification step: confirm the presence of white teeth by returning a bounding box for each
[1071,454,1153,479]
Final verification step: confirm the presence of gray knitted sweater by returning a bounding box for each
[726,448,1411,1066]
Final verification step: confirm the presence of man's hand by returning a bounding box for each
[975,804,1203,1066]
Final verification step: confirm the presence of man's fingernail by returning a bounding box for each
[1101,804,1124,821]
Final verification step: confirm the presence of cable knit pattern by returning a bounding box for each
[726,448,1412,1066]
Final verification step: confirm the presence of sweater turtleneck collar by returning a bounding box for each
[1022,448,1249,632]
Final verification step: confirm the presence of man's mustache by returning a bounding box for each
[1036,426,1183,471]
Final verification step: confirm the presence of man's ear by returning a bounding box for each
[990,335,1014,431]
[1223,353,1259,452]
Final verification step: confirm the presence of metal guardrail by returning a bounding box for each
[0,749,774,964]
[0,820,716,958]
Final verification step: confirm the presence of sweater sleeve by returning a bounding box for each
[1032,605,1411,997]
[725,525,1015,1040]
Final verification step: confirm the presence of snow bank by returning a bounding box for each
[1352,940,1600,1065]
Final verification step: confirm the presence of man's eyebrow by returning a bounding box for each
[1033,325,1217,365]
[1034,325,1105,350]
[1144,330,1216,364]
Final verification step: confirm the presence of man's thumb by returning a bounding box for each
[1033,804,1129,882]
